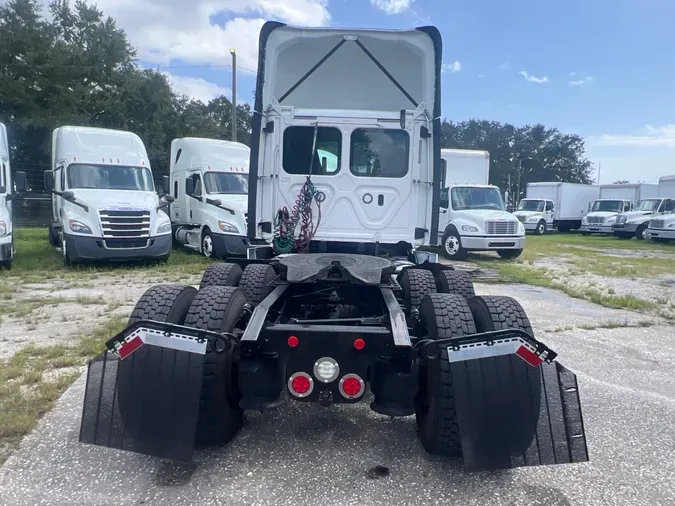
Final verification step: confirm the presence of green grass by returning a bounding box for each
[0,317,127,465]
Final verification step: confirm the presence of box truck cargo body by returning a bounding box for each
[646,175,675,242]
[521,182,599,232]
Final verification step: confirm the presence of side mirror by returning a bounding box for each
[162,175,170,196]
[62,190,75,201]
[44,171,54,192]
[161,194,175,204]
[14,171,27,193]
[185,177,195,196]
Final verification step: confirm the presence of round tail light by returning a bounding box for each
[339,374,365,399]
[288,372,313,398]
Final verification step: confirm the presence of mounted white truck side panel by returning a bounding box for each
[169,137,250,258]
[658,175,675,198]
[249,24,441,250]
[49,126,172,263]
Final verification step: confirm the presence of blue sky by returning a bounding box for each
[52,0,675,185]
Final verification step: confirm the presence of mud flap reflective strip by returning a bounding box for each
[446,336,550,366]
[79,346,204,462]
[114,327,208,359]
[450,356,589,472]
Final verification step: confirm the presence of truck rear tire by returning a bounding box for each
[434,270,475,299]
[415,293,477,456]
[466,296,541,456]
[239,264,276,306]
[440,229,468,260]
[184,286,248,446]
[497,249,522,259]
[400,268,437,312]
[199,263,243,289]
[128,284,198,326]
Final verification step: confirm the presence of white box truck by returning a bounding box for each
[0,122,27,269]
[437,148,526,260]
[519,182,599,233]
[581,183,658,235]
[646,175,675,242]
[45,126,173,265]
[168,137,250,258]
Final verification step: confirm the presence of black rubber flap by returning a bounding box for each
[279,253,393,284]
[79,346,204,462]
[451,356,589,472]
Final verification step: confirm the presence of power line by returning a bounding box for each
[0,61,258,74]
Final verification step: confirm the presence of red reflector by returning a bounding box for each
[342,377,362,397]
[291,375,311,394]
[516,345,543,367]
[288,336,299,348]
[353,338,365,350]
[119,335,143,359]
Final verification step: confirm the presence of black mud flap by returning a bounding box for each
[420,329,589,472]
[79,321,232,462]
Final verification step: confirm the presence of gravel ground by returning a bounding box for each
[1,283,673,506]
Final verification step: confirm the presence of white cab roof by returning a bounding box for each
[53,126,149,168]
[171,138,250,173]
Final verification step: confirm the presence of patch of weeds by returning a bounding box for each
[0,316,127,465]
[74,295,105,305]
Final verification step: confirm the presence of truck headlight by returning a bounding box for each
[606,217,617,224]
[157,222,172,235]
[69,219,92,234]
[461,225,479,232]
[669,223,675,228]
[218,221,239,233]
[526,217,539,222]
[0,221,6,237]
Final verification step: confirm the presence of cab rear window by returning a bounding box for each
[350,129,409,178]
[282,126,341,176]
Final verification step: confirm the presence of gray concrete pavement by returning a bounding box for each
[1,284,674,506]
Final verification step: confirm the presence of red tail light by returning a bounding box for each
[288,336,299,348]
[288,372,313,398]
[339,374,365,399]
[353,338,365,350]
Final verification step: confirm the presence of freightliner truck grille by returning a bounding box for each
[486,220,517,235]
[98,209,150,249]
[650,219,665,229]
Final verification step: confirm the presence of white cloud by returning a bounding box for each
[478,73,485,78]
[570,71,577,77]
[589,125,675,148]
[32,0,331,73]
[162,72,230,102]
[370,0,413,14]
[442,60,462,74]
[519,70,549,84]
[570,76,594,86]
[499,61,510,70]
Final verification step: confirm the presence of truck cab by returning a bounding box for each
[45,126,173,265]
[514,198,555,235]
[438,149,525,260]
[0,122,27,269]
[580,199,632,235]
[646,174,675,242]
[614,198,675,240]
[169,137,250,258]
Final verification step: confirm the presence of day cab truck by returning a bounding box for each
[581,183,658,235]
[646,175,675,242]
[45,126,173,265]
[167,137,250,258]
[79,22,588,475]
[520,182,599,233]
[0,122,27,269]
[438,148,525,260]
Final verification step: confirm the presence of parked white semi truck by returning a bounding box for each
[581,183,658,235]
[168,137,250,258]
[612,176,675,240]
[0,122,27,269]
[438,148,525,260]
[519,182,599,233]
[646,175,675,242]
[45,126,173,265]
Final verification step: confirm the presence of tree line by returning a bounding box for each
[1,0,594,197]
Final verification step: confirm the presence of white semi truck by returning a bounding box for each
[581,183,658,235]
[0,122,27,269]
[646,175,675,242]
[438,148,525,260]
[45,126,173,265]
[519,182,599,233]
[168,137,250,258]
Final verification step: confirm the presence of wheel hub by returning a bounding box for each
[202,235,213,257]
[445,236,460,255]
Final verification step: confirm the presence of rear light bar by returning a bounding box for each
[339,374,365,399]
[288,372,314,398]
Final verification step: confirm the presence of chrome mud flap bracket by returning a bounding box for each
[79,320,234,462]
[418,330,589,472]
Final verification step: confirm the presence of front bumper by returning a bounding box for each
[461,235,526,251]
[65,233,172,262]
[580,224,613,234]
[612,223,640,234]
[0,234,12,261]
[213,233,250,257]
[647,228,675,240]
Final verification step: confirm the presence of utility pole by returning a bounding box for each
[597,162,601,185]
[230,48,237,142]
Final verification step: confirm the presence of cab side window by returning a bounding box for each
[193,174,202,197]
[545,201,554,212]
[623,202,631,212]
[663,199,675,213]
